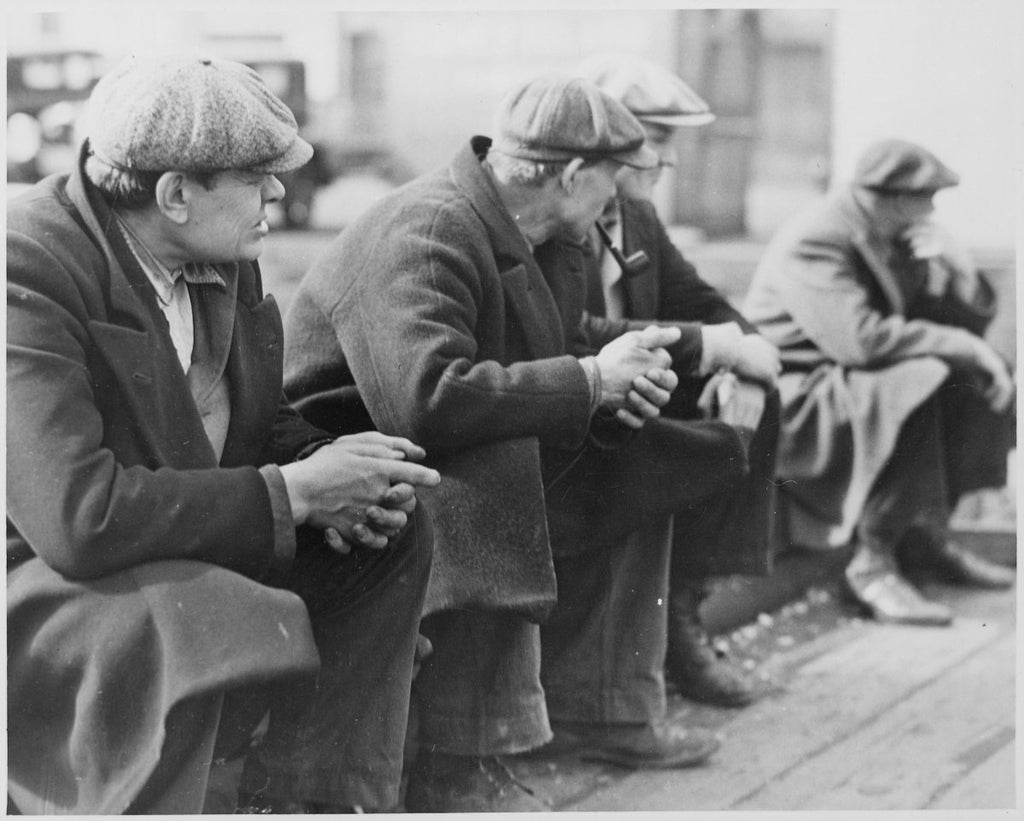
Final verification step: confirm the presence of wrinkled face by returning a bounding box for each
[615,122,678,202]
[555,159,621,242]
[182,170,285,262]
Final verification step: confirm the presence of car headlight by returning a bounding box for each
[7,112,43,164]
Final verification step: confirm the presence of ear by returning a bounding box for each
[560,157,587,195]
[153,172,191,225]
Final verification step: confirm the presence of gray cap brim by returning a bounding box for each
[613,142,660,170]
[247,135,315,174]
[637,111,716,128]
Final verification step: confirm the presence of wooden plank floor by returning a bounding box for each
[509,576,1016,813]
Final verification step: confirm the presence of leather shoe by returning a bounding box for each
[904,538,1016,589]
[404,751,549,813]
[546,719,719,769]
[845,566,952,626]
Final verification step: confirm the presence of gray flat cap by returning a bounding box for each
[575,52,715,127]
[85,55,313,175]
[492,73,658,170]
[854,139,960,194]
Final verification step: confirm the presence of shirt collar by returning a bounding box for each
[113,213,226,304]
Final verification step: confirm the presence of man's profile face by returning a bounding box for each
[872,190,936,238]
[615,122,677,202]
[181,170,286,262]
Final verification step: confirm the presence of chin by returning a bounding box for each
[242,239,265,260]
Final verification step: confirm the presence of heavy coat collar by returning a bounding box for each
[64,142,283,469]
[835,187,908,315]
[449,136,572,361]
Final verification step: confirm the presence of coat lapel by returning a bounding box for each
[220,269,285,468]
[452,138,567,360]
[66,147,219,468]
[620,202,660,318]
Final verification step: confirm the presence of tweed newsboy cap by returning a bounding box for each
[85,55,313,175]
[575,52,715,127]
[854,139,959,194]
[492,73,658,170]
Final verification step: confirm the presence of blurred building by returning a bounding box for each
[6,4,1018,255]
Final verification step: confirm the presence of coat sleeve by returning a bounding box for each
[6,227,282,582]
[579,311,707,377]
[327,207,593,456]
[772,231,989,370]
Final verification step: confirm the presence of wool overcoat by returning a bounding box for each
[6,151,321,813]
[558,198,775,576]
[743,189,999,548]
[284,138,723,619]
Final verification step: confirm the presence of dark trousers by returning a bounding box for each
[541,517,672,724]
[670,384,779,579]
[859,376,1014,550]
[542,384,778,724]
[251,507,433,810]
[413,609,552,756]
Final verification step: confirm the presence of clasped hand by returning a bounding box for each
[596,325,681,429]
[903,222,977,299]
[279,432,441,555]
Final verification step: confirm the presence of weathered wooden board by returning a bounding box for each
[926,741,1017,810]
[732,633,1015,810]
[572,601,1015,811]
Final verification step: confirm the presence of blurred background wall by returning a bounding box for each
[7,2,1019,258]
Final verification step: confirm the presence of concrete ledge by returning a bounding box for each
[702,525,1015,638]
[702,545,852,637]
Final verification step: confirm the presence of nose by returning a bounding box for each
[656,144,678,170]
[263,174,286,204]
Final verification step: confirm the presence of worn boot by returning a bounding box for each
[844,541,953,626]
[404,750,549,813]
[546,718,719,769]
[666,580,756,707]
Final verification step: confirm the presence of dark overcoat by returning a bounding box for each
[284,138,727,618]
[743,189,999,548]
[6,153,321,813]
[556,198,775,575]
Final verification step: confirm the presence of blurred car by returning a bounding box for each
[7,49,107,186]
[6,49,412,229]
[241,57,413,230]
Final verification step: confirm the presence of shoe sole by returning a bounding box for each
[842,581,954,627]
[673,685,757,708]
[872,611,953,627]
[579,740,720,770]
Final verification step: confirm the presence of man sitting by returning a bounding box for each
[744,138,1015,626]
[6,54,439,814]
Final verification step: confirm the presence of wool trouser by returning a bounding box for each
[541,517,673,724]
[857,375,1013,553]
[412,608,552,756]
[252,507,433,810]
[413,524,675,751]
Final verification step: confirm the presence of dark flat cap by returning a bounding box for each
[85,55,313,175]
[492,73,658,170]
[575,52,715,127]
[854,139,959,194]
